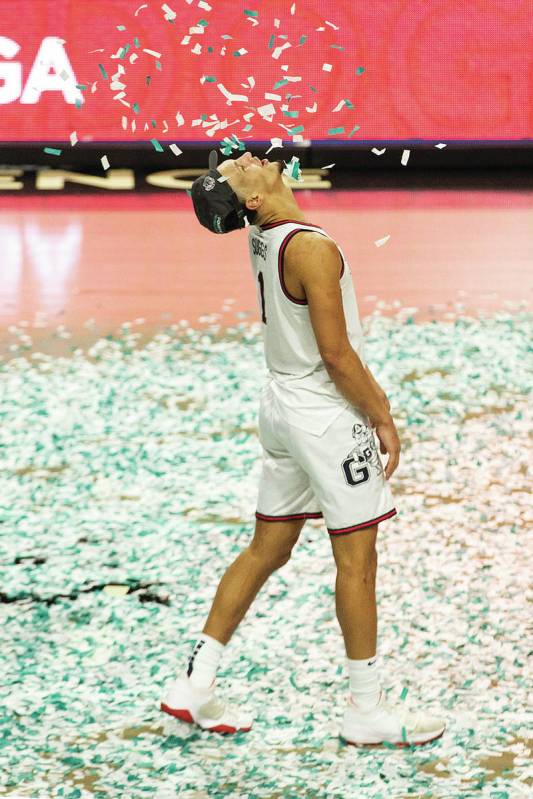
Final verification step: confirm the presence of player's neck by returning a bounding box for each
[257,199,306,227]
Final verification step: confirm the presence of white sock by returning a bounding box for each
[186,633,226,689]
[347,654,382,711]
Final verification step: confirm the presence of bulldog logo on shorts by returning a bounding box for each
[203,175,216,191]
[341,422,384,487]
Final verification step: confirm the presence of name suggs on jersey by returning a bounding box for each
[252,237,268,260]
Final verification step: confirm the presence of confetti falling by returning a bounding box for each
[0,308,531,796]
[374,234,391,247]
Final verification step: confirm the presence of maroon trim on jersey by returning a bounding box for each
[260,218,323,231]
[278,229,310,305]
[327,508,397,536]
[256,511,324,522]
[278,229,344,304]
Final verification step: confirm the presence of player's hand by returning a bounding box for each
[375,419,401,480]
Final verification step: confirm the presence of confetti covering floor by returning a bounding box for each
[0,305,531,799]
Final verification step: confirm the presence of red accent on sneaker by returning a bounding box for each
[208,723,253,734]
[160,703,194,723]
[342,728,446,748]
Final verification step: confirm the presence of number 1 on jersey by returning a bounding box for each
[258,271,267,324]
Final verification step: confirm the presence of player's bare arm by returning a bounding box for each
[285,232,400,479]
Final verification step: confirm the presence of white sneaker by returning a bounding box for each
[160,674,253,734]
[340,690,446,747]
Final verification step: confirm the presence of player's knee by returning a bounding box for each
[334,545,377,574]
[248,542,291,570]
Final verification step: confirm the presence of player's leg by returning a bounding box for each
[202,516,306,645]
[329,523,378,659]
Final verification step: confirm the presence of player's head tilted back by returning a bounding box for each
[190,149,286,234]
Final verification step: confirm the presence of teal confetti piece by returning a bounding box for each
[268,34,275,49]
[156,61,162,70]
[118,43,130,59]
[134,37,140,48]
[289,125,304,134]
[244,9,258,16]
[401,725,407,743]
[150,139,164,152]
[233,51,242,57]
[185,188,192,196]
[243,124,252,131]
[356,66,365,74]
[151,119,157,128]
[117,25,126,31]
[400,686,408,701]
[330,44,344,50]
[327,127,345,135]
[132,102,140,113]
[283,110,299,118]
[98,64,108,80]
[201,113,208,121]
[198,19,209,26]
[43,148,62,156]
[221,34,233,40]
[298,35,307,45]
[309,85,317,92]
[344,99,354,108]
[207,46,213,53]
[204,76,217,82]
[75,98,82,109]
[76,84,88,92]
[273,78,289,89]
[348,124,361,137]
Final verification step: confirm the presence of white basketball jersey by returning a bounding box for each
[247,218,367,436]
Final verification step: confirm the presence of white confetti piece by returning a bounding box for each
[290,2,296,13]
[264,92,282,101]
[322,63,332,72]
[265,137,283,154]
[135,3,148,15]
[274,18,280,28]
[121,116,127,130]
[69,131,78,147]
[181,35,191,45]
[320,163,335,170]
[258,102,276,119]
[435,142,447,148]
[198,0,212,9]
[175,111,185,126]
[161,3,176,20]
[325,20,339,30]
[217,174,229,183]
[218,84,249,104]
[372,147,386,155]
[235,48,248,56]
[305,101,317,113]
[101,155,110,171]
[401,149,411,166]
[129,53,139,64]
[374,234,391,247]
[191,43,202,54]
[162,120,169,133]
[169,143,182,156]
[143,49,162,58]
[272,42,291,60]
[104,585,129,596]
[131,119,136,132]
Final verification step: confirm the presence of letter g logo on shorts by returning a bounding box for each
[202,175,216,191]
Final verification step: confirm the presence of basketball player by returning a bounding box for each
[160,150,446,747]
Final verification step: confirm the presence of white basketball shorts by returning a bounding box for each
[255,383,398,536]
